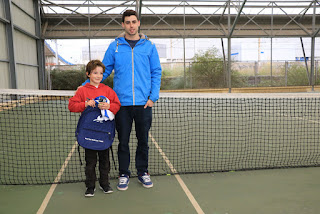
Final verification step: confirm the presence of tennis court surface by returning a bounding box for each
[0,89,320,213]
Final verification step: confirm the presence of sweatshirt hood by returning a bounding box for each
[84,83,105,89]
[116,32,147,40]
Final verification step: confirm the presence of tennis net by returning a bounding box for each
[1,89,320,185]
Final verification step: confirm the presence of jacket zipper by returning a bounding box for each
[131,47,135,105]
[117,38,147,106]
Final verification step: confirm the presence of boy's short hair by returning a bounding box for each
[122,10,139,23]
[86,60,105,77]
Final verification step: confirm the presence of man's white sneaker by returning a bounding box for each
[138,173,153,188]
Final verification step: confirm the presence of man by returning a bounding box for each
[82,9,162,190]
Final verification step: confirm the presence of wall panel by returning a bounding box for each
[0,62,10,89]
[12,3,35,35]
[16,64,38,89]
[14,30,37,65]
[0,22,7,59]
[0,0,4,18]
[12,0,34,17]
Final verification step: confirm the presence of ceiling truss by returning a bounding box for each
[40,0,320,39]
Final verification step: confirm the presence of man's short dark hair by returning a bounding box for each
[86,60,105,77]
[122,10,139,23]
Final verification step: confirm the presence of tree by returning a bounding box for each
[191,48,225,88]
[191,47,245,88]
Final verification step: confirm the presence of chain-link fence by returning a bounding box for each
[161,60,320,90]
[46,60,320,90]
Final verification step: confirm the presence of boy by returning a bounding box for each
[69,60,121,197]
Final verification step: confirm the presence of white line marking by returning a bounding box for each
[149,133,205,214]
[282,114,320,124]
[269,111,320,124]
[37,142,78,214]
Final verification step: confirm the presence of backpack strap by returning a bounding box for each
[78,143,83,165]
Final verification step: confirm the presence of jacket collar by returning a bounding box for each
[116,32,147,40]
[84,83,103,89]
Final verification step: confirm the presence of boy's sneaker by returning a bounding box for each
[84,187,95,197]
[99,185,113,194]
[138,172,153,188]
[117,174,129,191]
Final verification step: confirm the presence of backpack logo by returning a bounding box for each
[93,117,104,123]
[84,137,104,143]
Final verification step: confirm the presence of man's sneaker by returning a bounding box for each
[84,187,95,197]
[138,173,153,188]
[99,185,113,194]
[117,174,129,191]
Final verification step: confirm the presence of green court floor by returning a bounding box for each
[1,167,320,214]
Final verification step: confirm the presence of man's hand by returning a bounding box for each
[144,99,154,109]
[75,85,83,95]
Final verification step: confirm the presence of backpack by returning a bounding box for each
[75,103,115,151]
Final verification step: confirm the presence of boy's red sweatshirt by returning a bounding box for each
[68,83,121,114]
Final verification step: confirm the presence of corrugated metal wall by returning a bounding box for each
[0,0,10,89]
[0,0,44,89]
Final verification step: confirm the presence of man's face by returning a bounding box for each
[122,15,140,37]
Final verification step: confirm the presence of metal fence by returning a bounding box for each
[46,60,320,90]
[161,60,320,90]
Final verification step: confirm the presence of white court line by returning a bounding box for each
[269,111,320,124]
[37,142,78,214]
[149,133,205,214]
[282,114,320,124]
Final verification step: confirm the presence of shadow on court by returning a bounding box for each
[1,167,320,214]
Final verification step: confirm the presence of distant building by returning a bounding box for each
[295,57,309,61]
[45,41,74,67]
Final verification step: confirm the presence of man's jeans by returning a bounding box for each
[116,106,152,176]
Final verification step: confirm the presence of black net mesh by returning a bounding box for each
[1,90,320,184]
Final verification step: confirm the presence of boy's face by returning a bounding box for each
[86,66,103,86]
[122,15,140,38]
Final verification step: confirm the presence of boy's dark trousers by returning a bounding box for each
[85,148,110,188]
[115,106,152,176]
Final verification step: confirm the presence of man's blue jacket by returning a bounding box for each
[84,33,162,106]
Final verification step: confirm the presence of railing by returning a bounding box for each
[45,60,320,90]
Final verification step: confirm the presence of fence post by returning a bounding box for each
[315,60,318,85]
[47,65,52,90]
[254,61,258,86]
[189,62,192,89]
[285,61,288,87]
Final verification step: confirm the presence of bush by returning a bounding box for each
[51,69,86,90]
[161,76,185,90]
[50,69,114,90]
[160,67,186,90]
[191,48,246,88]
[287,65,309,86]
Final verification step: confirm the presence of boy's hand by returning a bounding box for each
[98,102,110,110]
[85,99,95,108]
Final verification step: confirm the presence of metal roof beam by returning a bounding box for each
[228,0,246,38]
